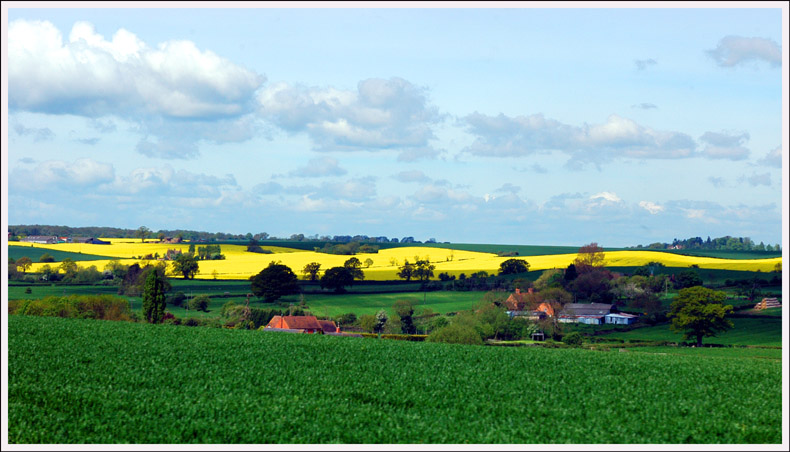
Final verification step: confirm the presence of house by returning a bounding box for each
[20,235,58,244]
[558,303,615,325]
[504,288,534,311]
[264,315,323,334]
[72,237,110,245]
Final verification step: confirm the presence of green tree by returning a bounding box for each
[563,331,584,347]
[393,299,416,334]
[413,259,436,284]
[534,269,564,291]
[676,270,703,289]
[302,262,322,281]
[397,260,415,281]
[16,256,33,273]
[250,261,299,302]
[172,253,199,279]
[142,267,167,323]
[344,257,365,281]
[188,295,210,312]
[320,266,355,293]
[364,258,374,268]
[426,323,484,345]
[359,314,377,333]
[498,258,530,275]
[59,258,78,278]
[136,226,150,243]
[38,253,55,263]
[157,232,166,242]
[669,286,734,347]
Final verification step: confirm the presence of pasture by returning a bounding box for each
[601,317,783,347]
[7,315,782,444]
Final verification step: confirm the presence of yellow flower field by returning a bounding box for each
[11,241,781,280]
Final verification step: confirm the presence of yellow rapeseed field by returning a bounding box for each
[10,241,782,280]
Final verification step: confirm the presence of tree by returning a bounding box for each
[38,253,55,263]
[250,261,299,302]
[344,257,365,281]
[157,232,166,242]
[374,310,388,334]
[393,299,416,334]
[563,263,578,282]
[16,256,33,273]
[534,269,564,291]
[302,262,322,281]
[189,295,210,312]
[136,226,150,243]
[413,259,435,284]
[573,242,606,273]
[498,258,530,275]
[364,258,374,268]
[320,266,355,293]
[669,286,733,347]
[426,323,484,345]
[59,258,78,278]
[142,267,167,323]
[172,253,199,279]
[397,260,415,281]
[676,270,703,289]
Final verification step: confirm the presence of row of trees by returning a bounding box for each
[631,235,781,252]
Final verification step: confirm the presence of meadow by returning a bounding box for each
[8,315,782,444]
[601,317,783,347]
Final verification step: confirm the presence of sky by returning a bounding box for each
[2,2,787,247]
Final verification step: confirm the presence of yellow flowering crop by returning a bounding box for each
[11,241,782,280]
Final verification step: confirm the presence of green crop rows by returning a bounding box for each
[8,315,782,444]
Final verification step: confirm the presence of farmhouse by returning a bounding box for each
[72,237,111,245]
[558,303,615,325]
[264,315,323,334]
[604,313,639,325]
[504,289,555,320]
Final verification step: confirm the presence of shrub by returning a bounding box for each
[168,291,187,307]
[563,332,584,347]
[426,323,484,346]
[184,317,199,327]
[188,295,210,312]
[7,295,132,321]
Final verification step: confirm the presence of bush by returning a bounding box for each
[168,291,187,307]
[563,332,584,347]
[426,323,484,346]
[188,295,210,312]
[184,317,199,327]
[8,295,133,321]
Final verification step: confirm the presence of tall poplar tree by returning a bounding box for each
[142,268,167,323]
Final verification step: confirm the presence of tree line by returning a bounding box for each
[630,235,781,252]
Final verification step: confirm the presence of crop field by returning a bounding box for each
[8,315,782,444]
[602,317,783,347]
[9,241,782,280]
[625,346,783,361]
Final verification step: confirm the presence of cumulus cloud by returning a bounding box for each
[14,124,55,141]
[699,131,750,160]
[461,112,696,166]
[757,146,782,167]
[707,36,782,68]
[257,77,443,160]
[10,158,114,192]
[8,19,265,159]
[289,157,347,178]
[9,19,264,118]
[590,191,622,203]
[634,58,657,70]
[638,201,664,214]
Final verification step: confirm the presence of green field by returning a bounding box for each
[625,346,782,360]
[660,249,782,259]
[8,246,108,262]
[8,315,782,444]
[602,317,782,347]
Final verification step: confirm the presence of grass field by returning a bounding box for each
[8,315,782,444]
[9,245,108,262]
[602,317,783,347]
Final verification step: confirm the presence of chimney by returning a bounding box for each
[336,326,341,333]
[528,288,534,294]
[515,288,521,294]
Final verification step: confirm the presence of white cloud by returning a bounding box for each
[462,112,696,166]
[9,19,264,118]
[258,77,443,160]
[11,158,115,192]
[590,191,622,203]
[638,201,664,214]
[707,35,782,68]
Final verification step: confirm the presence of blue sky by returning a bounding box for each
[3,3,786,247]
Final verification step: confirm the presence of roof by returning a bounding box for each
[266,315,323,330]
[560,303,613,317]
[261,327,306,334]
[605,313,638,318]
[318,319,338,334]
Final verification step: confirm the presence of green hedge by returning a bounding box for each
[359,333,428,342]
[8,295,133,321]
